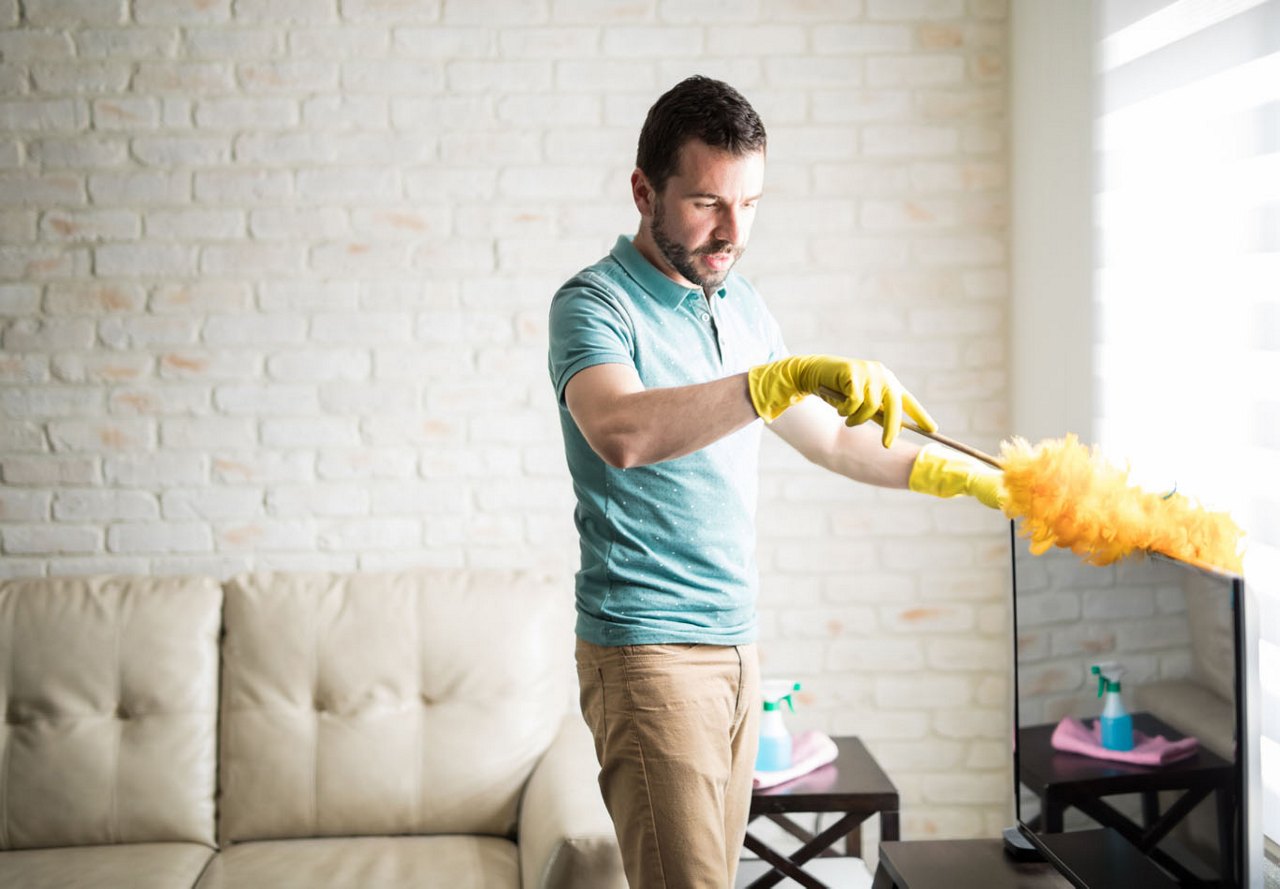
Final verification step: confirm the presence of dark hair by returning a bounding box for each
[636,75,767,193]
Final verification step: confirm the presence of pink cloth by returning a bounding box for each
[752,730,839,789]
[1050,717,1199,767]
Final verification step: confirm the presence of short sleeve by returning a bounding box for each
[548,278,636,403]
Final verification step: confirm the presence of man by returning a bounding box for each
[547,76,1001,888]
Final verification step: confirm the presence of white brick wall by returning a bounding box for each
[0,0,1011,841]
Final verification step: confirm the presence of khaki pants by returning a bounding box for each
[575,639,761,889]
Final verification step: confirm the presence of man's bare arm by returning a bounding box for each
[767,395,920,488]
[563,363,759,469]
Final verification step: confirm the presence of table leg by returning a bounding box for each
[870,863,898,889]
[744,811,868,889]
[1141,790,1159,827]
[844,823,862,857]
[1043,794,1063,833]
[880,809,900,842]
[1216,784,1235,882]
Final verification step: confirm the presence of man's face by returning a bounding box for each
[644,140,764,292]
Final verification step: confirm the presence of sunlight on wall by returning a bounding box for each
[1093,0,1280,844]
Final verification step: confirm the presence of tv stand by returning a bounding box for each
[1003,825,1042,862]
[873,829,1179,889]
[872,838,1069,888]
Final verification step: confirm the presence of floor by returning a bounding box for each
[735,857,873,888]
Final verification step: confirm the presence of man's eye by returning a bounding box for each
[695,202,716,210]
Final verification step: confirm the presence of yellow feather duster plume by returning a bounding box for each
[998,434,1244,574]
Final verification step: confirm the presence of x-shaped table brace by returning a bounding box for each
[742,810,869,889]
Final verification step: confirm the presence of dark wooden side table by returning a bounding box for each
[871,838,1072,889]
[743,736,899,889]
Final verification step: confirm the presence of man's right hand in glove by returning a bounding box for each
[748,355,936,448]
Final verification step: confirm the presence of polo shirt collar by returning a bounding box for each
[611,235,727,308]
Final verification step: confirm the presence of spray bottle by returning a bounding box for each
[1092,662,1134,751]
[755,680,801,772]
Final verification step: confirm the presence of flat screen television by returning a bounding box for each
[1010,521,1263,888]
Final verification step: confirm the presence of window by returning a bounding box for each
[1093,0,1280,848]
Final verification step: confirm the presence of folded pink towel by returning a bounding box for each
[1050,717,1199,767]
[753,730,839,789]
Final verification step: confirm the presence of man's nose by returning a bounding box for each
[715,207,742,246]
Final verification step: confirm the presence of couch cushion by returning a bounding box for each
[0,576,221,850]
[0,842,214,889]
[218,569,570,843]
[193,835,518,889]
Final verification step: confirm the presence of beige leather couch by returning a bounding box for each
[0,570,624,889]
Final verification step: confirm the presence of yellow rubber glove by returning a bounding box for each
[908,443,1005,510]
[748,355,936,448]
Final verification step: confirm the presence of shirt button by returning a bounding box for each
[700,312,710,322]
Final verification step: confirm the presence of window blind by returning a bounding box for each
[1093,0,1279,847]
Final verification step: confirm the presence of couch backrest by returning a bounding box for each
[217,569,570,845]
[0,576,221,850]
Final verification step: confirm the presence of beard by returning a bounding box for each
[650,197,744,293]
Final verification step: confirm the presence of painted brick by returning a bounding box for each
[261,417,359,447]
[107,521,212,554]
[3,524,101,555]
[317,516,421,551]
[0,386,104,419]
[211,451,313,484]
[316,447,417,480]
[0,489,51,521]
[159,350,263,381]
[95,244,197,277]
[104,452,207,487]
[31,62,132,94]
[203,314,307,346]
[161,487,265,519]
[234,0,338,23]
[215,518,314,550]
[267,483,369,517]
[266,349,370,381]
[0,31,74,62]
[30,135,128,168]
[99,315,201,349]
[159,417,256,449]
[48,419,154,452]
[1,456,99,486]
[25,0,128,26]
[135,137,235,168]
[86,171,189,207]
[184,26,284,58]
[134,0,230,24]
[150,282,253,314]
[53,489,158,521]
[76,28,181,59]
[213,383,318,415]
[49,350,152,386]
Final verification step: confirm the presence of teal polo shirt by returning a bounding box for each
[548,235,787,646]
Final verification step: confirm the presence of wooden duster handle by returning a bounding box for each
[816,385,1003,469]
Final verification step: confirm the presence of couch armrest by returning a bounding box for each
[518,714,624,889]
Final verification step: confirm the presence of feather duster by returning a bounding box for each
[998,434,1244,575]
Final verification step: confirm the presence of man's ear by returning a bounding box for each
[631,168,656,219]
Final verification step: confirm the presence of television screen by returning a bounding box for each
[1010,522,1262,888]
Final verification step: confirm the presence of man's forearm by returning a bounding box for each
[567,369,759,469]
[768,396,920,488]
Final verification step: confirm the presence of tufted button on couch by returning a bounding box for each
[0,570,625,889]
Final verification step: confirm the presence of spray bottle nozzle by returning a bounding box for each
[1091,662,1125,698]
[761,680,801,712]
